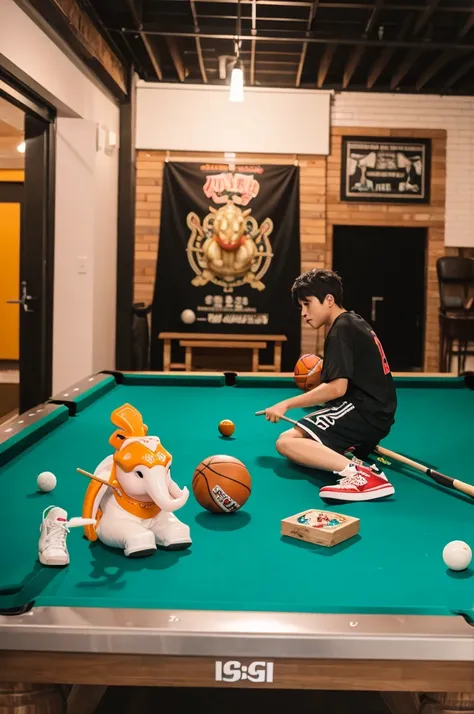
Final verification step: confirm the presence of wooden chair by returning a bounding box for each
[436,257,474,372]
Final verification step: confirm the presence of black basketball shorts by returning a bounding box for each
[295,401,386,457]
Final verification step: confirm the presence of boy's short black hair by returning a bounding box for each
[291,269,343,307]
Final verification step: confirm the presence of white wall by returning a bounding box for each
[92,133,119,375]
[52,113,118,391]
[332,92,474,248]
[0,0,120,392]
[54,120,95,378]
[136,82,331,155]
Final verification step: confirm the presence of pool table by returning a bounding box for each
[0,371,473,713]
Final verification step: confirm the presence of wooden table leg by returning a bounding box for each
[438,325,445,372]
[0,683,65,714]
[185,347,192,371]
[447,338,453,372]
[163,340,171,371]
[381,692,420,714]
[252,348,259,372]
[274,342,282,371]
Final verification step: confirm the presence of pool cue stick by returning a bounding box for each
[76,468,122,496]
[255,410,298,425]
[374,445,474,500]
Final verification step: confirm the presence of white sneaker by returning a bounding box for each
[38,506,95,566]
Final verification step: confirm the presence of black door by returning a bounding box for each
[0,75,55,411]
[332,225,426,371]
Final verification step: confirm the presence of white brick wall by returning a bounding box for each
[332,92,474,248]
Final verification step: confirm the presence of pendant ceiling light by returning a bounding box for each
[229,0,244,102]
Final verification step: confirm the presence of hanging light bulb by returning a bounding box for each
[229,58,244,102]
[229,0,244,102]
[16,141,25,153]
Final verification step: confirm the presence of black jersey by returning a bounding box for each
[321,311,397,432]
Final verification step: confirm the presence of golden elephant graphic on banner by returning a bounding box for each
[186,200,274,293]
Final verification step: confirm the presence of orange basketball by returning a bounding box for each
[192,455,251,513]
[294,353,323,391]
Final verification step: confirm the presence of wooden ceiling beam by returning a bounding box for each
[189,0,208,83]
[310,0,320,21]
[126,0,163,80]
[317,43,335,87]
[363,0,384,38]
[165,37,186,81]
[444,55,474,89]
[390,48,422,89]
[415,5,474,91]
[415,50,453,90]
[412,0,441,35]
[117,29,474,53]
[343,45,365,88]
[250,0,257,85]
[367,47,393,88]
[24,0,127,95]
[296,1,319,87]
[457,11,474,38]
[139,0,474,12]
[366,13,411,88]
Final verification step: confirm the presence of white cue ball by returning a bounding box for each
[442,540,472,571]
[180,309,196,325]
[37,471,57,492]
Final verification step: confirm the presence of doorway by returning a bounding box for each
[0,73,55,415]
[332,225,427,371]
[0,97,23,421]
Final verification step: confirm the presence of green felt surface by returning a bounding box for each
[1,375,473,616]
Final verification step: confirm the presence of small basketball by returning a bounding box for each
[294,353,323,391]
[192,455,251,513]
[218,419,235,437]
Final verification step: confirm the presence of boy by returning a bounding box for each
[263,268,397,501]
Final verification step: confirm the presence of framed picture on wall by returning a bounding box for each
[340,136,431,203]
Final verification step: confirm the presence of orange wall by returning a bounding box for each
[0,170,24,182]
[0,171,22,360]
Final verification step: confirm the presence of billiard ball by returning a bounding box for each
[442,540,472,571]
[37,471,57,492]
[180,309,196,324]
[218,419,235,437]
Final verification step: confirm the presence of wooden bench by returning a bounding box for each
[158,332,287,372]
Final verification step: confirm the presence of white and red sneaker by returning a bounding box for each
[319,463,395,502]
[38,506,95,566]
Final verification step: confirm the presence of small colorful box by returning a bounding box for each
[281,509,360,547]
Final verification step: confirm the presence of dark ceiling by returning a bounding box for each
[83,0,474,95]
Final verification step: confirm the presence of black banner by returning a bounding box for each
[341,136,431,203]
[150,161,301,371]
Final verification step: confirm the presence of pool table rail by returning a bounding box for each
[0,606,473,662]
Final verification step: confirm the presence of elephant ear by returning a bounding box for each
[109,403,148,450]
